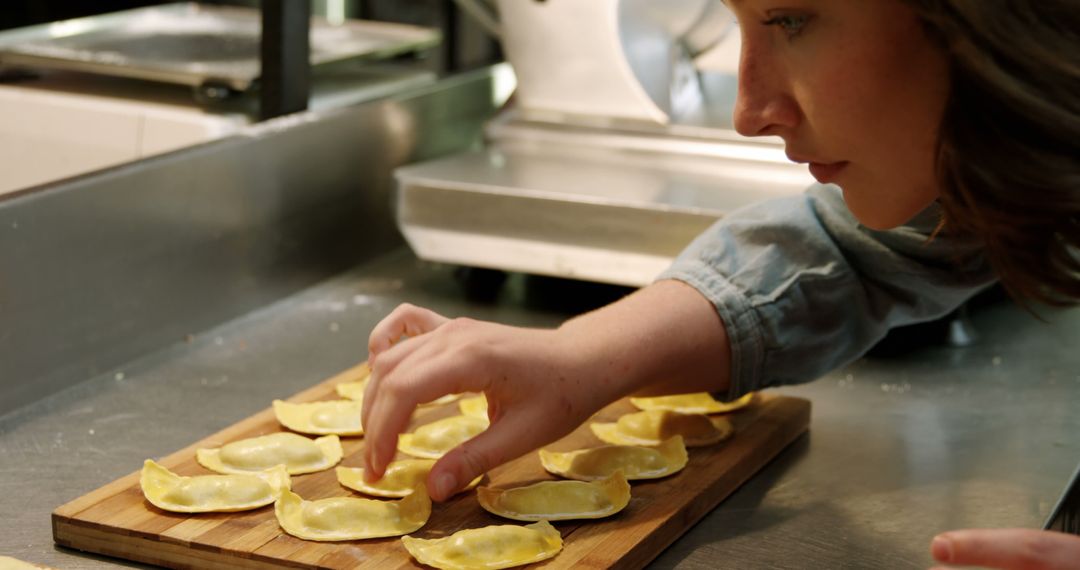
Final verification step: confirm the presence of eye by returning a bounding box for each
[762,13,812,38]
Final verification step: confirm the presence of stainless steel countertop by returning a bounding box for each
[1,248,1078,569]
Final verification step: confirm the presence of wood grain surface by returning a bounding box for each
[53,363,811,569]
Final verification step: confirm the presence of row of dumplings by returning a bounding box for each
[139,372,754,569]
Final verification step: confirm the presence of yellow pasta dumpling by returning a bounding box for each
[337,376,459,407]
[273,399,364,436]
[590,409,734,447]
[398,414,489,459]
[401,520,563,570]
[274,487,430,541]
[140,459,289,513]
[0,555,55,570]
[538,436,687,481]
[423,393,464,406]
[458,395,488,419]
[336,460,481,498]
[196,432,342,476]
[477,472,630,521]
[630,392,755,414]
[334,378,368,401]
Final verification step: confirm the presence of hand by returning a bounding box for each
[930,528,1080,570]
[361,281,732,502]
[361,304,612,502]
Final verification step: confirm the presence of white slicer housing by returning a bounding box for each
[497,0,730,125]
[395,1,814,287]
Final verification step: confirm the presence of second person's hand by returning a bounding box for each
[930,528,1080,570]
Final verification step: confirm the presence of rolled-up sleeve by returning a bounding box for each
[656,184,998,400]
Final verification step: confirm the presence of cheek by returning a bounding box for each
[802,54,941,155]
[797,24,949,228]
[794,58,895,173]
[843,73,947,227]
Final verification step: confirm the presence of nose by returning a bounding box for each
[732,35,800,138]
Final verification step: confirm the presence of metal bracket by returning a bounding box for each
[260,0,311,120]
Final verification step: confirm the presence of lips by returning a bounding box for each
[807,161,849,184]
[785,152,849,184]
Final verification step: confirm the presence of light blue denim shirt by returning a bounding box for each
[657,183,998,400]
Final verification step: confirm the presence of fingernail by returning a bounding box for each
[931,536,953,563]
[363,456,380,483]
[433,472,456,499]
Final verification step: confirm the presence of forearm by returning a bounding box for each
[557,279,731,407]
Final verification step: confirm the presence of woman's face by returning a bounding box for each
[726,0,951,230]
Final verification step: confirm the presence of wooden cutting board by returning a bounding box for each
[53,363,810,569]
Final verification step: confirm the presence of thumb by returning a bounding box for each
[426,415,536,502]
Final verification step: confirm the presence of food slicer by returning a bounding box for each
[395,0,813,287]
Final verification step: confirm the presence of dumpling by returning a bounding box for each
[398,415,489,459]
[401,520,562,570]
[336,460,482,498]
[477,472,630,521]
[458,395,488,419]
[334,378,368,401]
[273,399,364,436]
[274,487,430,541]
[0,555,58,570]
[197,432,342,475]
[140,459,289,513]
[423,393,464,406]
[590,409,734,447]
[630,392,755,414]
[336,377,458,406]
[538,436,687,481]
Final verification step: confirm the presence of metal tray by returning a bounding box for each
[0,3,439,91]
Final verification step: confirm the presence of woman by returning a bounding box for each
[362,1,1080,567]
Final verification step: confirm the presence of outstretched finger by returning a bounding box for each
[360,332,440,479]
[931,528,1080,570]
[361,328,434,442]
[368,303,449,359]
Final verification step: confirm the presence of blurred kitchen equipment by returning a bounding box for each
[260,0,311,119]
[1045,460,1080,535]
[498,0,730,125]
[0,2,442,195]
[0,3,439,99]
[396,0,813,287]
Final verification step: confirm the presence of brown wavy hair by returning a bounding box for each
[905,0,1080,305]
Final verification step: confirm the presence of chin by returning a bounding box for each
[840,188,915,231]
[837,167,941,231]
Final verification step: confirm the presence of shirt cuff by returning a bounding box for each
[655,258,765,402]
